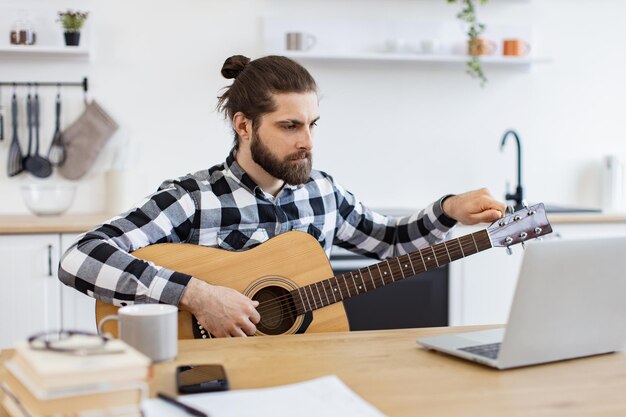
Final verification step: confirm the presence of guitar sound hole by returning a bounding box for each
[253,286,298,335]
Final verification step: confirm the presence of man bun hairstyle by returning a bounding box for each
[217,55,318,151]
[220,55,250,80]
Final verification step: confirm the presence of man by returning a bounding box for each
[59,55,506,338]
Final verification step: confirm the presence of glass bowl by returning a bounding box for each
[21,184,77,216]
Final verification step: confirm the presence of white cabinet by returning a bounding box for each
[60,233,96,334]
[0,232,96,349]
[0,234,61,349]
[449,221,626,326]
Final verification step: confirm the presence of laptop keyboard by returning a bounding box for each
[459,342,501,360]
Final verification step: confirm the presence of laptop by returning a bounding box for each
[417,236,626,369]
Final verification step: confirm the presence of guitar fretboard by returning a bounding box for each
[291,229,492,315]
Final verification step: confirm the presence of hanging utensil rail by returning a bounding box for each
[0,77,88,92]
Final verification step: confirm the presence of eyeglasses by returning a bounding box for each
[28,330,124,356]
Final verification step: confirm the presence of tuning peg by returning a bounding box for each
[507,205,515,214]
[522,199,528,209]
[521,241,526,250]
[505,246,513,255]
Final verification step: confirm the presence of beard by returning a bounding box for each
[250,130,313,185]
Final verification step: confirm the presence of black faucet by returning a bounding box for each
[500,129,524,210]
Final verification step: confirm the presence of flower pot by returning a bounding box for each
[64,31,81,46]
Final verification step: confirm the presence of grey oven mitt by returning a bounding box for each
[59,100,119,180]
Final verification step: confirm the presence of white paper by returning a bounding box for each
[142,375,387,417]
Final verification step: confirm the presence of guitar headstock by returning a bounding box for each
[488,203,553,248]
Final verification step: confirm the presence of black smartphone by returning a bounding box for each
[176,364,229,394]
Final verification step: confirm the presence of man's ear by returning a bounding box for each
[233,112,252,143]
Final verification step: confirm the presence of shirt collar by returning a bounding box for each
[224,150,306,196]
[224,150,262,195]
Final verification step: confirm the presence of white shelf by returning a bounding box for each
[0,45,90,60]
[272,51,549,67]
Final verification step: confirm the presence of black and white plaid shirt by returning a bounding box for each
[59,152,457,307]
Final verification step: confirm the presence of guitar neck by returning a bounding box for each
[292,229,492,314]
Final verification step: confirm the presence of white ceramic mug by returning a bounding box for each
[98,304,178,363]
[420,39,441,54]
[286,32,317,51]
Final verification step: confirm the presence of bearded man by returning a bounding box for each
[59,55,505,338]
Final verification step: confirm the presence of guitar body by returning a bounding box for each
[95,231,349,339]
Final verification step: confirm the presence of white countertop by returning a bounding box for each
[1,212,626,235]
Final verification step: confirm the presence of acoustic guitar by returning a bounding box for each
[96,203,552,339]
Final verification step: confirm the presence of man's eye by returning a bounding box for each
[284,125,296,130]
[310,121,318,128]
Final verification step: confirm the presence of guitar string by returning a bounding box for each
[208,237,461,336]
[253,235,489,320]
[253,235,491,323]
[208,219,540,330]
[254,244,468,324]
[253,240,480,323]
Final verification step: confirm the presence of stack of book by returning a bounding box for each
[1,337,151,417]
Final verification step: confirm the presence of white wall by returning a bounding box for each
[1,0,625,215]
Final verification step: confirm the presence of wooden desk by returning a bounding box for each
[3,326,626,416]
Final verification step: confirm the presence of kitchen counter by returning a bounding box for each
[0,213,113,234]
[1,212,626,235]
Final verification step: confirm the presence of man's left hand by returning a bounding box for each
[442,188,507,225]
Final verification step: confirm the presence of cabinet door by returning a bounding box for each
[60,233,97,333]
[0,234,61,349]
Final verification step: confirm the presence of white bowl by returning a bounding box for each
[21,184,77,216]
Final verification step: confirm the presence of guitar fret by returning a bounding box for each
[334,277,344,300]
[376,263,386,286]
[470,233,479,252]
[354,272,366,292]
[385,260,395,282]
[418,249,427,271]
[396,258,406,279]
[443,241,452,263]
[367,265,377,289]
[351,272,360,294]
[307,286,317,310]
[296,289,306,313]
[457,237,466,257]
[321,280,330,305]
[460,235,476,256]
[445,239,461,262]
[328,279,338,303]
[406,254,417,276]
[342,274,352,297]
[302,287,313,312]
[431,246,440,267]
[314,282,324,307]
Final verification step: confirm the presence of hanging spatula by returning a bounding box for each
[24,92,52,178]
[47,92,66,166]
[7,93,23,177]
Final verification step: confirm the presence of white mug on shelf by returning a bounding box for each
[385,38,409,53]
[286,32,317,51]
[98,304,178,363]
[420,39,441,54]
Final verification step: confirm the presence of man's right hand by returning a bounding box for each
[179,277,260,337]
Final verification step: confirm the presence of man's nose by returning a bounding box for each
[297,128,313,150]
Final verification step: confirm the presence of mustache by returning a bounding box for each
[288,151,312,161]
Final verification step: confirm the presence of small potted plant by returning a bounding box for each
[57,10,89,46]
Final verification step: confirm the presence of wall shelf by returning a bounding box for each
[270,51,550,67]
[0,45,90,60]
